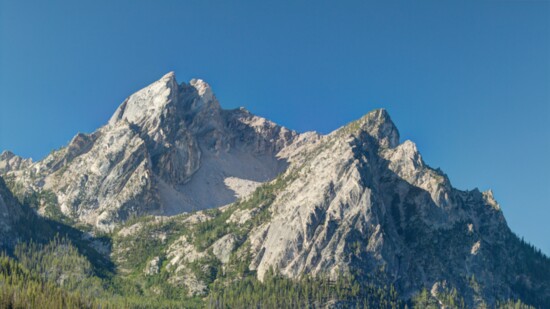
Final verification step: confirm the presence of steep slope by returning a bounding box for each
[1,72,320,230]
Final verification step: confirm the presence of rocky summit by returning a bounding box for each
[1,72,548,308]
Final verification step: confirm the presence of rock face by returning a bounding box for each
[245,110,548,306]
[0,72,318,231]
[0,151,32,174]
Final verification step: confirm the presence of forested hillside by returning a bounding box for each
[0,175,547,308]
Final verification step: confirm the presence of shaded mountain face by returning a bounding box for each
[0,177,23,248]
[1,72,548,307]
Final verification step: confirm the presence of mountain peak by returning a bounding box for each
[0,150,32,173]
[155,70,178,91]
[337,108,400,148]
[360,109,400,148]
[189,78,217,107]
[189,78,210,95]
[108,72,180,127]
[161,71,176,81]
[0,151,15,160]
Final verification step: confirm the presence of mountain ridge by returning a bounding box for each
[1,72,548,308]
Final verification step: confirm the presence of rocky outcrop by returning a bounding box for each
[211,233,238,264]
[0,151,32,174]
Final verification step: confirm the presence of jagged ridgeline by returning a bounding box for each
[1,72,548,308]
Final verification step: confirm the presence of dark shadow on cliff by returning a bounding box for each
[344,130,550,308]
[0,176,114,278]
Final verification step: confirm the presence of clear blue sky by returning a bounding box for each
[1,1,548,254]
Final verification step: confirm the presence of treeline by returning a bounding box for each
[411,287,466,309]
[207,268,402,309]
[0,238,200,309]
[0,252,103,309]
[1,174,547,308]
[507,233,550,308]
[13,236,102,292]
[495,299,538,309]
[0,245,544,309]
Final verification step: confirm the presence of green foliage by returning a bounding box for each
[507,233,550,308]
[112,215,189,273]
[17,188,74,224]
[13,236,103,295]
[411,287,466,309]
[1,172,548,308]
[192,208,237,251]
[0,253,104,309]
[1,225,547,309]
[439,288,467,309]
[496,299,537,309]
[188,254,221,287]
[192,172,293,251]
[208,268,402,309]
[412,288,436,309]
[0,239,201,308]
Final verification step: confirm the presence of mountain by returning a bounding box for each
[246,110,549,306]
[1,72,548,308]
[1,72,319,231]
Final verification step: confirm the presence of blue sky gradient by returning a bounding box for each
[1,1,549,254]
